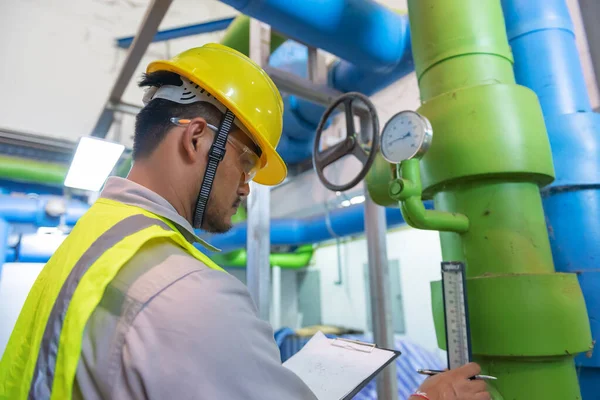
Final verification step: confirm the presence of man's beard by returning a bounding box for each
[201,209,233,233]
[196,195,236,234]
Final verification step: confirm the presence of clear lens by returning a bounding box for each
[171,118,261,183]
[229,139,260,183]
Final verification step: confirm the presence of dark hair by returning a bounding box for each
[133,71,223,159]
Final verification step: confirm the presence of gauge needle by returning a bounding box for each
[388,132,411,145]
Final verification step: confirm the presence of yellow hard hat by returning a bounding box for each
[146,43,287,186]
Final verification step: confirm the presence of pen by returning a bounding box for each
[417,369,497,381]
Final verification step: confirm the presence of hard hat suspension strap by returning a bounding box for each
[193,109,235,228]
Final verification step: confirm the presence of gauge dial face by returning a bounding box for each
[380,111,433,164]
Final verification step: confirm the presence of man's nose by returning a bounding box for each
[238,180,250,197]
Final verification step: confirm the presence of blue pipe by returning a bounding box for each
[199,202,430,254]
[502,1,600,397]
[6,193,418,262]
[0,196,88,226]
[116,3,414,165]
[270,17,413,163]
[116,17,235,49]
[15,203,417,263]
[503,1,591,115]
[220,0,415,164]
[221,0,409,72]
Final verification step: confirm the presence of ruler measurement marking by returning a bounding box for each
[442,261,471,370]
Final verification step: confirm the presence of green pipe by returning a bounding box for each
[211,245,314,269]
[0,156,68,186]
[390,159,469,233]
[220,15,287,56]
[0,152,132,188]
[401,1,591,398]
[366,153,398,207]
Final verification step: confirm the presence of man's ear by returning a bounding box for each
[181,117,209,162]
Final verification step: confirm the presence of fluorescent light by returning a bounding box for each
[64,136,125,192]
[339,195,365,208]
[350,195,365,205]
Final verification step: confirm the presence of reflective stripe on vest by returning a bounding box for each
[29,214,170,399]
[0,199,223,400]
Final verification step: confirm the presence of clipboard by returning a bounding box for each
[333,337,402,400]
[283,332,402,400]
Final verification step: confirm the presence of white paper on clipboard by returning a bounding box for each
[282,331,400,400]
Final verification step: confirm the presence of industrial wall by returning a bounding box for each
[313,227,443,354]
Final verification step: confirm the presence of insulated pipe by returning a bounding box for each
[199,203,418,254]
[502,0,600,397]
[0,196,88,226]
[0,156,67,187]
[3,195,410,261]
[219,0,409,72]
[11,201,411,265]
[273,28,414,163]
[16,236,314,267]
[221,15,414,164]
[503,0,592,116]
[403,0,592,398]
[211,245,314,269]
[0,155,129,190]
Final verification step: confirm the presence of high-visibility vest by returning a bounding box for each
[0,198,223,400]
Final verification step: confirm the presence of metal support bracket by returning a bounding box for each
[246,19,272,321]
[362,117,398,400]
[91,0,173,138]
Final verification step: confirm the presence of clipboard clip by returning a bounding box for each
[331,337,376,354]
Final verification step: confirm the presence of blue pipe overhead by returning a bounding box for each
[115,4,414,165]
[199,202,430,254]
[269,16,414,164]
[221,0,409,72]
[116,17,235,49]
[502,0,600,397]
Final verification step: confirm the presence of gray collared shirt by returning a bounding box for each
[74,177,317,400]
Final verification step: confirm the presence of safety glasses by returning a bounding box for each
[170,117,261,183]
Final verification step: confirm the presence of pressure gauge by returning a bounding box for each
[380,110,433,164]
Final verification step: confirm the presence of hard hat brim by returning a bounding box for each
[146,60,288,186]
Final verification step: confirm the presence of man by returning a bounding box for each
[0,44,489,400]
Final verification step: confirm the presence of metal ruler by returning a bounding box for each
[441,261,472,369]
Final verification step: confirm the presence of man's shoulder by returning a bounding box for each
[112,238,244,306]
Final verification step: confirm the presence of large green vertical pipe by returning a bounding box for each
[407,1,592,398]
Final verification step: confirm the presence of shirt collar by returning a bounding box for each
[99,177,220,252]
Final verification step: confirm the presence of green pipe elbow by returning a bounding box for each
[404,196,469,233]
[396,159,469,233]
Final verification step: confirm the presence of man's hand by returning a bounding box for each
[410,363,491,400]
